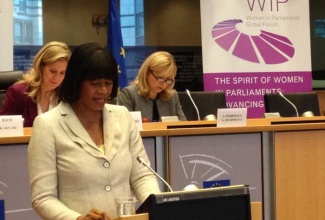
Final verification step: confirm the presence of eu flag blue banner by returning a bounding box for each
[0,200,4,220]
[108,0,128,88]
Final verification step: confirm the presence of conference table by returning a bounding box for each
[1,116,325,220]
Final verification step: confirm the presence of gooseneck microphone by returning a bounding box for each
[185,89,200,120]
[278,91,299,117]
[137,156,173,192]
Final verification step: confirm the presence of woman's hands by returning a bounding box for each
[76,208,112,220]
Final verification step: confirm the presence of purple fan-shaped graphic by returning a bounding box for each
[211,19,295,64]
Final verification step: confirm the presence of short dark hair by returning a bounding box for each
[59,43,118,103]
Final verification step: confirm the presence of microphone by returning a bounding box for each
[137,156,173,192]
[185,89,201,120]
[278,91,299,117]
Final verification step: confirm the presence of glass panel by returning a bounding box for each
[120,0,143,46]
[120,0,135,15]
[121,15,135,27]
[13,0,43,45]
[135,0,143,13]
[122,27,136,46]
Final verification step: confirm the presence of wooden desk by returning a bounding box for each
[2,117,325,220]
[274,130,325,220]
[251,202,262,220]
[114,213,148,220]
[2,116,325,141]
[0,127,32,144]
[104,116,325,220]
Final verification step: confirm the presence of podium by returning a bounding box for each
[113,205,262,220]
[113,202,262,220]
[136,185,252,220]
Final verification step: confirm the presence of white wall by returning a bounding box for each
[0,1,13,71]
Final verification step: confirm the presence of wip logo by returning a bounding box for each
[179,154,233,187]
[211,19,295,64]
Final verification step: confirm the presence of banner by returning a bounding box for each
[108,0,128,88]
[200,0,312,118]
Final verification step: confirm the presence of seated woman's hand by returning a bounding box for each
[76,208,112,220]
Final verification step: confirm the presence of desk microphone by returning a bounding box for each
[137,156,173,192]
[185,89,201,120]
[278,91,299,117]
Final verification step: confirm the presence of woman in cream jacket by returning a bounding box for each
[28,43,160,220]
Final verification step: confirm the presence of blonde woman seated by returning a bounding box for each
[117,51,186,122]
[0,41,71,126]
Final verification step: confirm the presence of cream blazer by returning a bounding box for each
[28,102,160,220]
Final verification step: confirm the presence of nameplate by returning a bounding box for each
[264,112,281,118]
[129,111,143,131]
[217,108,247,127]
[0,115,24,137]
[161,116,179,122]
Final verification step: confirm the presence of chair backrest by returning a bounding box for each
[0,71,24,91]
[178,91,227,120]
[264,92,320,117]
[0,71,24,108]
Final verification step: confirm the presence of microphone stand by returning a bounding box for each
[278,91,299,117]
[186,89,201,120]
[137,156,173,192]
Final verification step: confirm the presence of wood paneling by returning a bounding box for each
[275,130,325,220]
